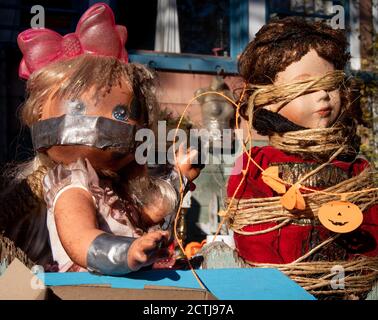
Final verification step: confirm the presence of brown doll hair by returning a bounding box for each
[239,17,350,85]
[238,17,361,119]
[238,17,362,161]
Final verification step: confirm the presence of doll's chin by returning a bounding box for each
[308,118,334,129]
[46,145,135,171]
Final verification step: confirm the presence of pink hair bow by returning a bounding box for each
[17,3,128,79]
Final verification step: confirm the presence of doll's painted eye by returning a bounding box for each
[67,99,86,115]
[112,105,129,121]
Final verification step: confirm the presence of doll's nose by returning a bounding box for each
[314,89,331,102]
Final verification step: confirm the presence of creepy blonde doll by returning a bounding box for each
[0,3,200,274]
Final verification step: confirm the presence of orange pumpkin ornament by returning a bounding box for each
[318,200,363,233]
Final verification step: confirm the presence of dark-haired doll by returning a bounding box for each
[226,18,378,295]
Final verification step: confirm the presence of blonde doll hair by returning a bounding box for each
[19,54,159,200]
[22,54,158,132]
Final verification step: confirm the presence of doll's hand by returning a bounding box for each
[127,230,170,271]
[175,144,203,181]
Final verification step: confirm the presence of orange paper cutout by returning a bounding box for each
[281,183,306,210]
[318,200,363,233]
[295,188,306,210]
[262,166,286,194]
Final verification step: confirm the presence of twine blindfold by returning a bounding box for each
[245,70,346,116]
[241,70,357,160]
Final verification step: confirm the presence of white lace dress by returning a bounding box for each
[43,158,161,272]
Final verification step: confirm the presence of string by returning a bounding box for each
[194,87,376,238]
[170,76,377,285]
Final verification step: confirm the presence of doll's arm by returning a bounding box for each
[54,187,169,275]
[53,187,104,268]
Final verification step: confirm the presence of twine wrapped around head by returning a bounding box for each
[244,70,345,130]
[237,70,360,161]
[220,17,377,299]
[246,70,345,113]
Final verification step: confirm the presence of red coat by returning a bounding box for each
[227,146,378,264]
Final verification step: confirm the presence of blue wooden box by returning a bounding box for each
[38,268,315,300]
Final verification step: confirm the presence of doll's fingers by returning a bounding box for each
[156,248,170,258]
[188,148,199,165]
[138,247,170,268]
[148,248,170,263]
[178,143,186,156]
[177,149,196,167]
[134,251,148,264]
[176,143,188,165]
[147,230,169,242]
[142,239,161,252]
[178,144,199,163]
[143,232,170,255]
[142,231,168,249]
[173,143,184,162]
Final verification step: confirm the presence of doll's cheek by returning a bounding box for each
[40,97,66,119]
[278,98,310,125]
[329,92,341,112]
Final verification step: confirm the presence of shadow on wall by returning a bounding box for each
[185,197,207,243]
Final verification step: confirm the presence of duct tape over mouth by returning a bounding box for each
[31,115,141,153]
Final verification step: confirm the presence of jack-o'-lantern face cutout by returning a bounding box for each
[318,201,363,233]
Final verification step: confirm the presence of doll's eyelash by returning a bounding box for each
[112,104,129,121]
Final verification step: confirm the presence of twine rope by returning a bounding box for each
[172,72,377,295]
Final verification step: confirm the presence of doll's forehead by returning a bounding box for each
[82,78,134,103]
[47,76,135,107]
[42,78,136,120]
[275,49,335,84]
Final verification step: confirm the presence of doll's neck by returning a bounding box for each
[251,108,358,162]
